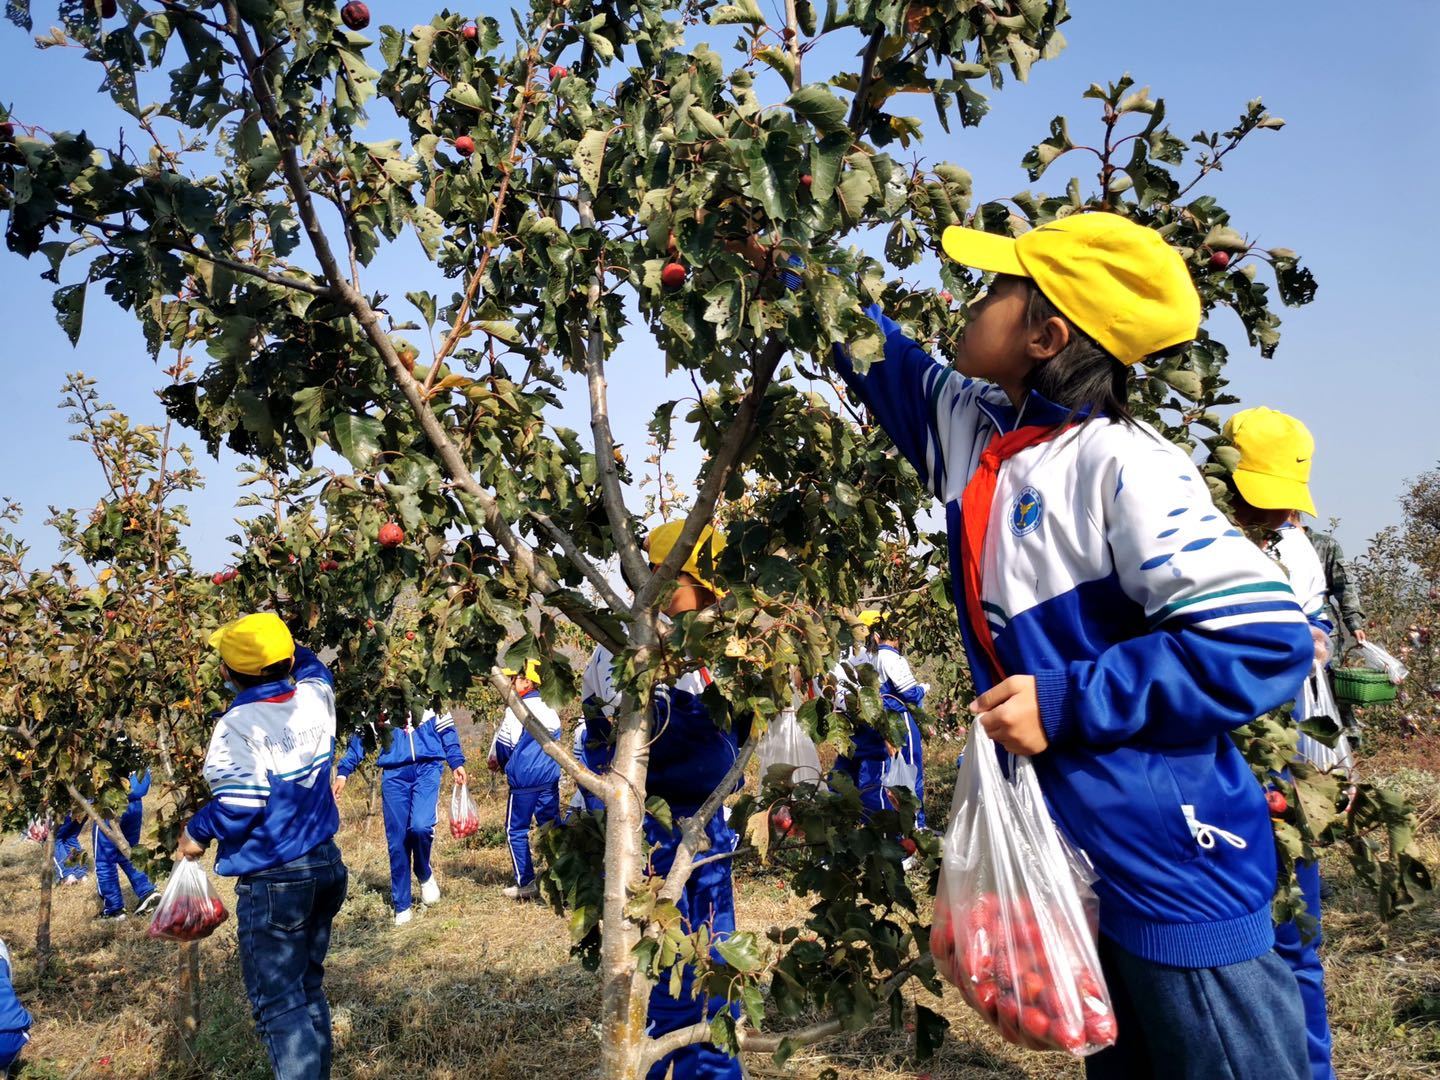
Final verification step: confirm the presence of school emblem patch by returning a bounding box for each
[1009,486,1043,537]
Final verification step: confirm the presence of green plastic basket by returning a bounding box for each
[1332,667,1398,706]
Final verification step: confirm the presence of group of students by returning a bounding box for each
[5,212,1355,1080]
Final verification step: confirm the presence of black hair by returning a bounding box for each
[1006,275,1136,427]
[225,657,295,689]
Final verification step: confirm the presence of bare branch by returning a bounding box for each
[488,669,610,799]
[633,337,787,613]
[0,722,132,857]
[848,27,885,133]
[525,508,629,611]
[577,186,650,592]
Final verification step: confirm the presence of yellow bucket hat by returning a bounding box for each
[209,613,295,676]
[940,212,1201,366]
[646,520,727,593]
[1222,407,1317,516]
[501,659,543,685]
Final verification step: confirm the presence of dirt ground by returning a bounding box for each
[2,733,1437,1079]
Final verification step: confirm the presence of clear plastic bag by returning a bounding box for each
[931,721,1116,1056]
[449,781,479,839]
[1297,662,1354,773]
[1352,640,1408,684]
[147,859,228,942]
[882,751,919,807]
[756,708,822,786]
[23,817,49,844]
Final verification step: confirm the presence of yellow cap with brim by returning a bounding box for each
[209,612,295,676]
[501,659,543,685]
[1222,407,1317,516]
[646,520,727,594]
[857,609,884,627]
[940,212,1201,367]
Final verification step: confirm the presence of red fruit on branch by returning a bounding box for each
[660,261,687,289]
[104,610,119,621]
[378,522,404,547]
[319,559,340,572]
[799,173,813,189]
[549,65,568,80]
[1267,789,1288,815]
[405,631,416,641]
[211,568,238,585]
[454,135,475,157]
[1208,249,1231,269]
[340,1,369,30]
[462,23,478,40]
[939,290,954,303]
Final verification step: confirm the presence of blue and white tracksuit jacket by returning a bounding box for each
[838,307,1313,970]
[582,645,750,1080]
[185,648,341,878]
[52,815,86,882]
[0,939,30,1067]
[1269,524,1337,1080]
[337,711,464,912]
[831,645,929,825]
[489,692,563,887]
[95,770,156,915]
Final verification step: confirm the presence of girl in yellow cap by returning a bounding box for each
[1221,406,1338,1080]
[834,213,1313,1079]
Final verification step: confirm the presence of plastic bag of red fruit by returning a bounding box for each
[147,859,229,942]
[450,781,480,839]
[930,721,1117,1056]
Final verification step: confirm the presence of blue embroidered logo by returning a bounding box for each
[1010,486,1043,537]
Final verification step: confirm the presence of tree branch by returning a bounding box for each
[221,1,624,654]
[525,507,629,612]
[848,26,885,133]
[632,337,787,613]
[487,669,610,799]
[576,186,650,593]
[0,722,132,857]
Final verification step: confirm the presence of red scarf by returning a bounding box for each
[959,424,1069,682]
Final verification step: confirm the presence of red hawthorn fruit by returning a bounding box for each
[405,631,416,641]
[1050,1014,1087,1054]
[1085,1011,1118,1045]
[454,135,475,156]
[1208,249,1231,269]
[319,559,340,572]
[462,23,478,40]
[1018,969,1047,1004]
[1267,789,1288,815]
[378,522,404,547]
[1020,1006,1050,1044]
[899,837,917,856]
[996,994,1020,1028]
[340,1,369,31]
[939,290,954,303]
[104,610,119,621]
[549,65,568,80]
[799,173,813,189]
[770,805,794,835]
[973,979,1000,1018]
[660,261,687,289]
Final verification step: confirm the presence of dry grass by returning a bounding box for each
[2,735,1437,1079]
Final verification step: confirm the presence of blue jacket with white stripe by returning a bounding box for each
[489,691,563,789]
[838,308,1313,969]
[335,710,465,776]
[185,647,340,877]
[0,940,29,1037]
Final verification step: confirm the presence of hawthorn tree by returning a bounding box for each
[0,0,1363,1074]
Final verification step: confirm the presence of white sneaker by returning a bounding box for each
[393,908,413,926]
[419,876,440,905]
[502,881,538,901]
[902,855,918,873]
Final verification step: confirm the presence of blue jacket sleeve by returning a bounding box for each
[438,721,465,769]
[335,731,365,778]
[184,798,265,847]
[291,645,334,686]
[833,304,989,503]
[1034,437,1313,749]
[129,769,151,800]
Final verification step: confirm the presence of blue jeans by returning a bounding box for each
[506,782,559,886]
[380,760,443,912]
[1086,937,1309,1080]
[1273,860,1334,1080]
[236,840,348,1080]
[0,1031,26,1073]
[644,810,742,1080]
[95,802,155,915]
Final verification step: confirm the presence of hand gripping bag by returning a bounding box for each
[148,859,228,942]
[930,721,1116,1056]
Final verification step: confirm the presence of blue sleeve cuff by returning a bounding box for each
[185,804,215,845]
[1035,669,1075,747]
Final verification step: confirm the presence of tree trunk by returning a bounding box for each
[176,941,201,1064]
[36,827,55,972]
[597,703,659,1079]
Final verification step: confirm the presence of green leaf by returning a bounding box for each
[915,1003,949,1059]
[712,0,765,26]
[329,413,385,470]
[52,280,87,346]
[786,83,848,133]
[575,127,612,196]
[714,931,764,973]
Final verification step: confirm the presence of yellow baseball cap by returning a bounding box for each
[1222,407,1317,516]
[208,613,295,676]
[940,212,1201,366]
[646,520,727,593]
[857,609,884,627]
[501,659,543,685]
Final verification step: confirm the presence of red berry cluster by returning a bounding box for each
[931,891,1116,1055]
[148,894,228,942]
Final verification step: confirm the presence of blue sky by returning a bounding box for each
[3,0,1437,573]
